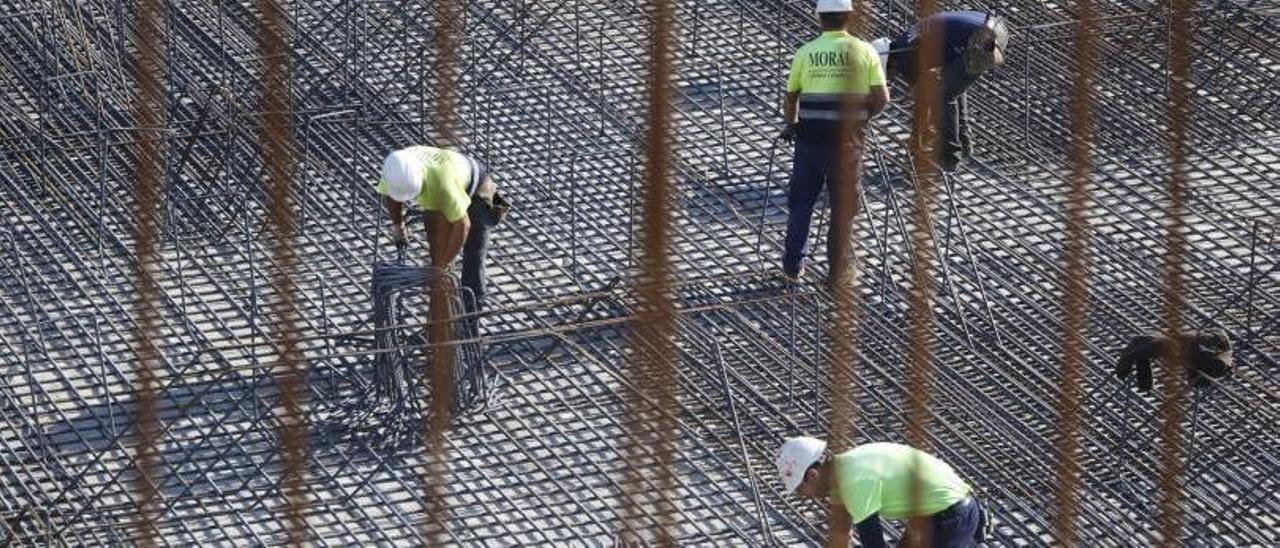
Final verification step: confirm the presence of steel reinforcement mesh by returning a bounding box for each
[2,0,1277,545]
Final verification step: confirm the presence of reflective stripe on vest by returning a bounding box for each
[797,92,869,122]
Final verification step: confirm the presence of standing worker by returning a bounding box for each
[872,11,1009,173]
[780,0,889,287]
[777,436,987,547]
[379,145,509,315]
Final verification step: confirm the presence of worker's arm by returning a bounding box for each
[854,515,888,548]
[783,92,800,125]
[384,195,407,245]
[781,51,804,141]
[863,42,891,119]
[424,210,470,269]
[866,84,889,118]
[780,91,801,141]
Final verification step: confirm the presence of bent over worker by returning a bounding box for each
[780,0,889,287]
[777,437,987,547]
[379,145,509,314]
[872,11,1009,172]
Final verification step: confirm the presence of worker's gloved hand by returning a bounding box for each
[1183,329,1233,387]
[779,123,798,143]
[1116,333,1168,391]
[490,191,511,225]
[390,222,407,247]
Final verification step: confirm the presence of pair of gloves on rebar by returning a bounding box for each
[1115,330,1233,391]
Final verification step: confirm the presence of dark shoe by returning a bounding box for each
[941,153,965,173]
[782,265,805,285]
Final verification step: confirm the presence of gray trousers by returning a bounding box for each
[461,196,501,315]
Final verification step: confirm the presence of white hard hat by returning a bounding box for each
[816,0,853,13]
[381,149,424,203]
[871,37,891,68]
[776,436,827,495]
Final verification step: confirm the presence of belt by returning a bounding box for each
[932,496,974,519]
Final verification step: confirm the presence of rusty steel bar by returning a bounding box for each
[421,0,460,544]
[257,0,306,544]
[621,0,677,543]
[1050,0,1097,544]
[430,0,459,146]
[824,3,875,545]
[904,1,942,546]
[1156,1,1193,545]
[126,0,166,544]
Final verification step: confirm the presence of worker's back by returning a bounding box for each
[889,11,991,84]
[834,442,971,523]
[786,30,884,143]
[377,145,474,222]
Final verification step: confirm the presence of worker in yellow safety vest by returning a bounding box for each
[379,146,509,313]
[779,0,889,287]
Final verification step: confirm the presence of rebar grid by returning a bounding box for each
[1,0,1277,546]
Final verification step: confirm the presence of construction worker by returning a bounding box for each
[379,145,509,314]
[777,436,986,547]
[780,0,889,286]
[872,11,1008,173]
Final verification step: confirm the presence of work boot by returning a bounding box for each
[940,149,965,173]
[782,265,805,286]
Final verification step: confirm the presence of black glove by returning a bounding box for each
[390,223,407,247]
[1116,333,1169,391]
[779,123,798,143]
[1183,329,1233,387]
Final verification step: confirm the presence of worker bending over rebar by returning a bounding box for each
[379,146,509,315]
[778,436,987,547]
[872,11,1009,173]
[779,0,889,287]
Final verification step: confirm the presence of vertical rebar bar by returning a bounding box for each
[825,3,873,545]
[257,0,306,544]
[1050,2,1097,545]
[422,0,461,544]
[622,1,676,543]
[1156,1,1193,545]
[904,2,942,546]
[127,0,166,544]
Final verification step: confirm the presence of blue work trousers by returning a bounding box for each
[782,140,862,281]
[899,497,988,548]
